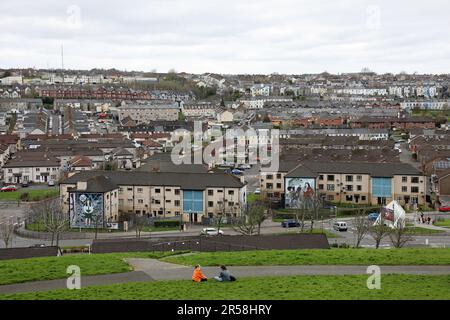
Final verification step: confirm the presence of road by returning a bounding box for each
[4,213,450,249]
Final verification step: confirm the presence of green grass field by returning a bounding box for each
[162,248,450,267]
[435,220,450,228]
[406,226,445,235]
[0,252,178,285]
[275,229,340,238]
[1,275,449,300]
[0,187,59,201]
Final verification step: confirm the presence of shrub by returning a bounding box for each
[154,220,181,228]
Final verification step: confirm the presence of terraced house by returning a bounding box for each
[60,171,247,227]
[261,161,426,207]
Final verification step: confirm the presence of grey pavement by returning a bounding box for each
[1,258,449,295]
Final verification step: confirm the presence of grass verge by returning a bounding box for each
[1,275,449,300]
[0,252,181,286]
[162,248,450,267]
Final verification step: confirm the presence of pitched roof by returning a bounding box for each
[286,161,422,178]
[62,170,245,189]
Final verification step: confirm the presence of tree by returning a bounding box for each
[369,214,391,249]
[0,220,16,248]
[134,215,148,238]
[233,203,267,236]
[389,225,413,248]
[28,198,68,247]
[353,210,370,248]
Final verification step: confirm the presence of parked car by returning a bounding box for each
[21,182,29,188]
[281,219,300,228]
[333,221,348,232]
[48,180,55,186]
[231,169,243,176]
[254,188,261,194]
[368,212,380,221]
[200,228,224,236]
[29,244,46,248]
[239,164,251,170]
[1,185,17,192]
[439,206,450,213]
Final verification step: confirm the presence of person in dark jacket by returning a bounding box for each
[214,265,235,282]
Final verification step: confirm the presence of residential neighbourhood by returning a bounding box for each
[0,0,449,306]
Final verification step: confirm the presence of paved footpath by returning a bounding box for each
[1,259,449,295]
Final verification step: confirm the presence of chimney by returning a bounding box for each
[77,181,87,191]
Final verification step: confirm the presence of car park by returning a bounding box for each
[200,228,224,236]
[333,221,348,232]
[281,219,300,228]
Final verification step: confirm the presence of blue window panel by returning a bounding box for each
[372,178,392,197]
[183,190,204,213]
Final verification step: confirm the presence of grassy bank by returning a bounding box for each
[435,219,450,228]
[162,248,450,267]
[0,252,179,286]
[2,275,449,300]
[0,188,59,202]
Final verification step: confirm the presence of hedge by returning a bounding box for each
[154,220,181,228]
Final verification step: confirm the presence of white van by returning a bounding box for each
[333,222,348,232]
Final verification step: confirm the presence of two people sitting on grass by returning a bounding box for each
[192,265,236,283]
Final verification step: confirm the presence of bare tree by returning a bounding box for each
[0,220,16,248]
[294,201,307,232]
[28,198,68,247]
[369,214,391,249]
[134,215,148,238]
[389,225,413,248]
[233,203,267,236]
[353,210,370,248]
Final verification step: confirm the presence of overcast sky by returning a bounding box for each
[1,0,449,74]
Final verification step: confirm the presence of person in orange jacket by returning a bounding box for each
[192,265,208,282]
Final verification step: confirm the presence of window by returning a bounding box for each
[327,184,335,191]
[155,199,161,205]
[166,188,171,192]
[127,187,132,191]
[137,188,143,193]
[228,190,234,195]
[165,199,171,203]
[266,183,273,189]
[36,168,40,172]
[346,195,353,201]
[327,195,334,201]
[319,175,324,180]
[411,177,419,184]
[327,175,335,181]
[138,199,143,204]
[217,190,223,193]
[276,174,282,179]
[208,201,214,207]
[411,187,419,193]
[155,188,161,193]
[174,189,180,195]
[402,186,408,192]
[402,176,408,183]
[346,175,353,182]
[276,183,282,189]
[346,185,353,191]
[356,175,362,182]
[361,196,366,201]
[266,174,273,180]
[128,199,133,202]
[357,185,362,191]
[318,184,324,190]
[208,190,214,196]
[174,200,180,206]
